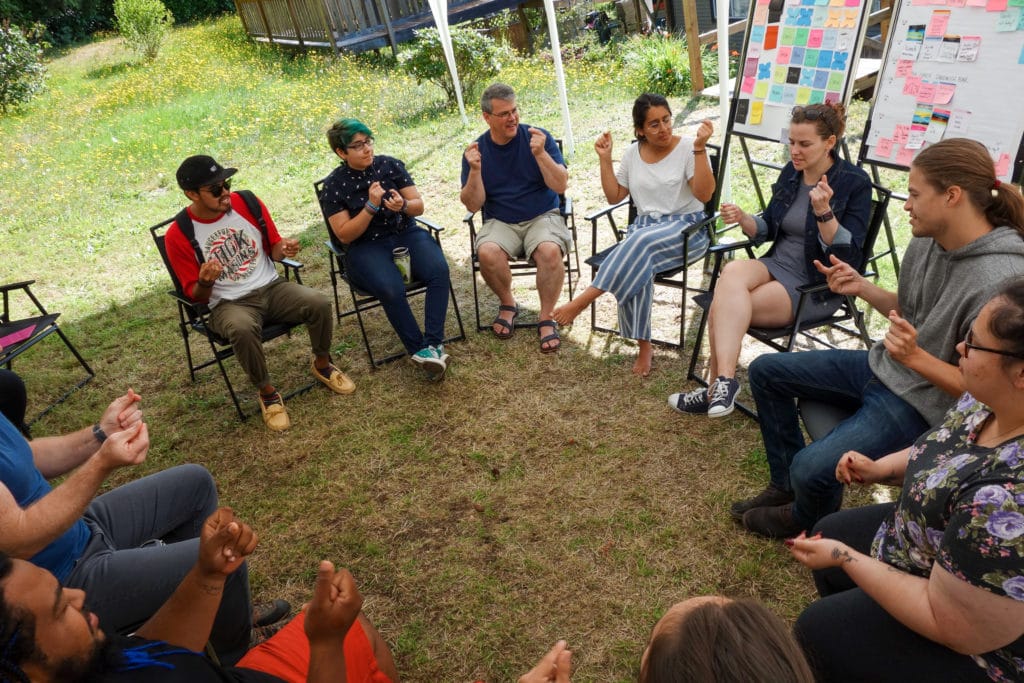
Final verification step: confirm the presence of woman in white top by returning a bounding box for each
[553,93,715,376]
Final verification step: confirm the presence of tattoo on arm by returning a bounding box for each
[831,547,856,565]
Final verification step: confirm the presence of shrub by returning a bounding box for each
[114,0,174,60]
[399,26,504,105]
[622,34,692,96]
[0,23,46,114]
[161,0,233,24]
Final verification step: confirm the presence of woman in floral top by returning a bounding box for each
[788,276,1024,682]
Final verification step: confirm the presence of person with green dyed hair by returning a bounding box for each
[320,118,454,381]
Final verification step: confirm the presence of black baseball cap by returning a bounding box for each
[176,155,238,191]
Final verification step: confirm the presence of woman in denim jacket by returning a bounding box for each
[670,103,872,418]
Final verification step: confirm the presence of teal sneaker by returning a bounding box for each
[411,346,446,380]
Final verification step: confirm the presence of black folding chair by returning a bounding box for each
[686,182,893,420]
[583,143,723,348]
[313,179,465,367]
[148,219,314,421]
[0,280,95,424]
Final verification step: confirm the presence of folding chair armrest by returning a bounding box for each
[583,197,630,224]
[561,196,573,218]
[462,210,476,228]
[0,280,35,294]
[707,239,755,255]
[276,257,304,270]
[414,216,445,236]
[325,239,344,258]
[794,281,832,296]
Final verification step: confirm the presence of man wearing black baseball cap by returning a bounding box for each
[166,155,355,431]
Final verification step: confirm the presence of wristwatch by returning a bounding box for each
[815,210,835,223]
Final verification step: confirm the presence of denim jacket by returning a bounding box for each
[751,153,872,294]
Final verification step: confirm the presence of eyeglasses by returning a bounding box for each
[964,328,1024,360]
[791,106,833,135]
[488,106,519,120]
[203,179,231,197]
[346,138,374,152]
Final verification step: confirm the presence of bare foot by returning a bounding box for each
[552,298,588,326]
[632,341,653,377]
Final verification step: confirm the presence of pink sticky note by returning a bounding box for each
[926,9,951,35]
[876,138,894,159]
[917,81,937,103]
[967,0,986,4]
[895,59,915,77]
[893,124,911,145]
[934,82,956,104]
[777,46,793,64]
[903,75,923,97]
[996,153,1011,178]
[896,146,917,167]
[742,76,756,93]
[987,0,1008,9]
[808,29,824,48]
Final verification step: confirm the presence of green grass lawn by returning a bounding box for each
[0,16,911,682]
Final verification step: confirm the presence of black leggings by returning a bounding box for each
[0,369,28,436]
[794,505,990,682]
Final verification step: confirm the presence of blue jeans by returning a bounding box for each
[345,228,450,354]
[748,350,929,529]
[66,464,252,664]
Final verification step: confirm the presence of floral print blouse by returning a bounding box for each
[873,392,1024,682]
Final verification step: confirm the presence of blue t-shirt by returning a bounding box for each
[461,123,564,223]
[0,413,90,580]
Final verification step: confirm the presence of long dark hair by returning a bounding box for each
[640,598,815,683]
[913,138,1024,237]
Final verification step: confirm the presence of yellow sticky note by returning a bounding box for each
[754,81,770,98]
[750,101,764,124]
[796,86,812,104]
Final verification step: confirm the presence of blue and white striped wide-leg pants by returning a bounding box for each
[591,210,708,341]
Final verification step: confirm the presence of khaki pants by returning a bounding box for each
[208,278,333,388]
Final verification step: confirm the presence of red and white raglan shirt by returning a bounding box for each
[166,193,283,308]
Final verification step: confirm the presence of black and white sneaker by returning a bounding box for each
[667,387,710,414]
[707,376,740,418]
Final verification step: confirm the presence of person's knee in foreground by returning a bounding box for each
[0,507,399,683]
[167,154,355,431]
[520,596,813,683]
[734,137,1024,539]
[551,93,716,377]
[460,83,571,353]
[787,276,1024,682]
[0,384,283,664]
[320,117,452,381]
[669,102,872,418]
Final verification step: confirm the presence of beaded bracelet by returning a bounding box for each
[365,201,380,213]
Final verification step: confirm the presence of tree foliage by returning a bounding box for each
[114,0,173,60]
[399,27,505,106]
[0,22,45,113]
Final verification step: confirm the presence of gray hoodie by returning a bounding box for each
[869,226,1024,426]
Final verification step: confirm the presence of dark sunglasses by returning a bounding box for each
[203,179,231,197]
[791,106,833,134]
[964,328,1024,360]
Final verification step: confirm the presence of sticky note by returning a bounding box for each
[774,66,789,84]
[796,28,810,44]
[895,59,915,77]
[813,69,830,88]
[750,101,765,124]
[777,47,793,64]
[827,71,844,90]
[824,91,841,103]
[787,66,803,84]
[903,75,922,96]
[782,86,798,105]
[796,87,813,104]
[805,48,820,66]
[820,31,838,49]
[906,126,927,149]
[782,26,797,45]
[809,89,826,104]
[924,109,949,143]
[754,81,770,98]
[934,82,956,104]
[751,25,766,43]
[742,76,757,94]
[917,81,937,103]
[986,0,1008,9]
[937,36,960,62]
[926,9,951,36]
[996,153,1011,179]
[754,5,769,23]
[817,49,834,68]
[765,25,779,49]
[896,146,917,167]
[769,84,786,102]
[948,110,971,135]
[893,124,911,145]
[875,138,894,159]
[995,8,1020,30]
[808,29,824,47]
[957,35,981,61]
[1020,43,1024,64]
[799,69,815,86]
[920,37,942,61]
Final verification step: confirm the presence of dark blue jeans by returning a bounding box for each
[748,350,930,530]
[345,228,450,355]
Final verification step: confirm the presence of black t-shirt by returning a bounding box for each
[319,155,415,249]
[96,637,283,682]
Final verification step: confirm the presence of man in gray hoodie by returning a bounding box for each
[733,138,1024,538]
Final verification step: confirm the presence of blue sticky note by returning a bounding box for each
[832,51,848,70]
[813,69,830,88]
[811,7,827,26]
[820,31,837,49]
[751,25,765,43]
[1020,43,1024,64]
[782,86,798,105]
[791,46,806,64]
[817,49,834,67]
[799,69,816,86]
[759,63,773,79]
[769,84,785,102]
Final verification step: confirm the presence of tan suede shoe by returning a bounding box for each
[312,360,356,395]
[258,392,291,432]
